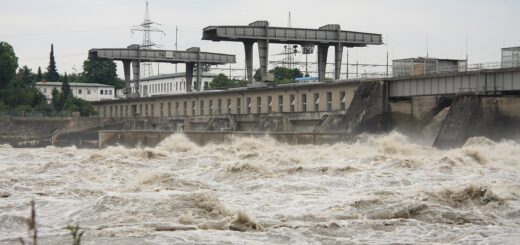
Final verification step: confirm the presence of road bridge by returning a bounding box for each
[386,67,520,98]
[202,21,383,83]
[88,45,236,96]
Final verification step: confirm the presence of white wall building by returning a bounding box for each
[116,72,217,98]
[36,81,116,103]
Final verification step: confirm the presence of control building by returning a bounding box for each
[36,81,116,103]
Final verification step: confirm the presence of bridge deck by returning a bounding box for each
[387,67,520,97]
[202,25,382,47]
[88,48,236,64]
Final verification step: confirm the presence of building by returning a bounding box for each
[117,72,218,98]
[502,47,520,68]
[36,81,116,103]
[95,79,357,119]
[392,57,467,77]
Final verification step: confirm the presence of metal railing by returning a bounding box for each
[0,111,75,117]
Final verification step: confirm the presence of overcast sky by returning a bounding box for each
[1,0,519,78]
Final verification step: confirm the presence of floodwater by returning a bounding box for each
[1,132,520,244]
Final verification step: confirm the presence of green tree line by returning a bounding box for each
[0,41,122,116]
[208,67,304,90]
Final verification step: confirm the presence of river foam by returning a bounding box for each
[1,132,519,244]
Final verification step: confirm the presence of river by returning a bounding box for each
[1,132,519,244]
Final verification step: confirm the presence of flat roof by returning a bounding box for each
[139,72,218,81]
[393,57,467,62]
[36,81,114,88]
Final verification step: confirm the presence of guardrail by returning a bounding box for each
[0,111,76,117]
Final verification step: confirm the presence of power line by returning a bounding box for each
[0,26,129,38]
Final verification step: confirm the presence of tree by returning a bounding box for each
[209,73,247,89]
[45,44,60,81]
[63,96,96,116]
[254,67,303,83]
[36,67,43,82]
[51,88,62,111]
[0,41,18,88]
[271,67,303,83]
[61,76,72,99]
[81,59,124,89]
[16,66,34,86]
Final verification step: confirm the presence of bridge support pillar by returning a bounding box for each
[196,62,202,91]
[334,45,343,80]
[186,63,194,92]
[132,60,140,95]
[244,41,254,83]
[317,44,329,82]
[123,60,131,94]
[258,40,269,81]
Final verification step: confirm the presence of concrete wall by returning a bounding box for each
[94,82,358,118]
[98,130,364,148]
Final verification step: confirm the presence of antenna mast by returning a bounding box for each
[283,12,298,69]
[131,1,165,78]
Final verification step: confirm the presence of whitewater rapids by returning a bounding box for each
[1,132,520,244]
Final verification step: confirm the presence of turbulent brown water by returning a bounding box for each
[1,132,520,244]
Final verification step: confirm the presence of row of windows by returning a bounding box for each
[99,89,113,95]
[41,87,112,96]
[101,91,347,118]
[130,81,211,94]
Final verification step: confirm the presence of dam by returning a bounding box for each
[3,21,520,149]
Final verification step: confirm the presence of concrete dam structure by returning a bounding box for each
[3,67,520,149]
[3,20,520,149]
[86,65,520,148]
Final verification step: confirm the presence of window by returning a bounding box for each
[120,105,123,117]
[78,89,82,95]
[160,103,164,117]
[278,95,283,113]
[109,90,112,95]
[200,100,205,116]
[87,89,91,95]
[301,94,307,112]
[290,95,295,112]
[100,90,104,95]
[175,102,180,115]
[168,102,172,117]
[110,106,113,117]
[267,96,272,113]
[151,104,155,117]
[236,98,241,114]
[115,106,118,117]
[183,101,187,116]
[246,97,251,114]
[256,97,262,114]
[139,104,143,115]
[218,99,222,114]
[131,105,137,116]
[192,101,196,116]
[314,93,320,112]
[326,92,332,112]
[145,104,149,117]
[340,92,346,110]
[125,105,129,117]
[209,100,213,116]
[227,98,232,114]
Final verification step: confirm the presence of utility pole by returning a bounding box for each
[346,49,349,79]
[175,25,178,73]
[356,60,359,78]
[131,1,165,78]
[386,49,389,77]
